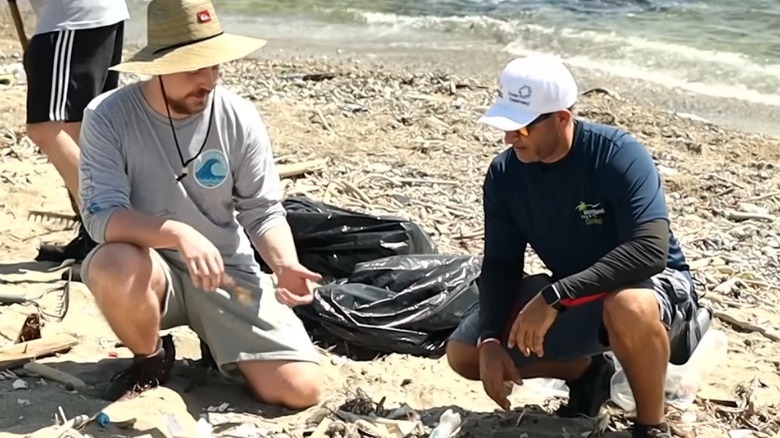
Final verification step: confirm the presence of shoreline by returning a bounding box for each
[251,36,780,138]
[4,2,779,138]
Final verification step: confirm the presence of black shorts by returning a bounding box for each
[449,268,700,368]
[23,21,124,124]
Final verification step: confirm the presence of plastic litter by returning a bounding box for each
[295,254,481,358]
[257,196,438,279]
[429,409,461,438]
[609,328,728,412]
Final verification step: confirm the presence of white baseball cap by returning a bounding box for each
[478,54,578,132]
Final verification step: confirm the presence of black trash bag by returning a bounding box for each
[295,254,481,359]
[256,196,438,279]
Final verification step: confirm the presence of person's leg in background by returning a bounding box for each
[25,22,125,265]
[24,30,82,211]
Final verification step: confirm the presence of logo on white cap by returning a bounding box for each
[479,54,578,132]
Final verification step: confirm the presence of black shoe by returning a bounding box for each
[556,353,615,418]
[199,338,218,371]
[35,223,97,263]
[632,423,672,438]
[104,335,176,402]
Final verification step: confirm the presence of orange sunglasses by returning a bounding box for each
[517,112,554,136]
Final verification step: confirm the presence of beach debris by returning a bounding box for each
[429,409,461,438]
[306,388,427,437]
[206,402,231,413]
[14,313,41,343]
[27,209,79,227]
[12,378,27,390]
[0,334,79,371]
[95,412,110,428]
[0,270,71,322]
[166,414,213,438]
[23,361,87,390]
[278,158,329,179]
[581,86,623,101]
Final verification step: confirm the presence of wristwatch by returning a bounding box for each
[541,284,567,312]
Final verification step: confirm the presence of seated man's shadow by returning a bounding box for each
[53,344,299,428]
[170,341,300,424]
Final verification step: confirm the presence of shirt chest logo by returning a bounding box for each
[193,150,229,189]
[575,201,605,225]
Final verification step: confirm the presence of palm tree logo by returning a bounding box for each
[575,201,588,213]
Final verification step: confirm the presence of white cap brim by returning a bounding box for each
[477,102,539,131]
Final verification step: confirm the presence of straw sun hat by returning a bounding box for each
[110,0,267,76]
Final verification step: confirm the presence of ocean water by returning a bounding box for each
[125,0,779,108]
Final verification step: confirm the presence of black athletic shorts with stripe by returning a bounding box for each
[23,21,124,124]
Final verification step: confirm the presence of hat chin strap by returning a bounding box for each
[157,77,216,183]
[152,31,225,55]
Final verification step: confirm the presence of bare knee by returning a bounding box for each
[240,361,321,410]
[86,243,163,302]
[446,340,480,380]
[26,122,64,151]
[602,288,663,341]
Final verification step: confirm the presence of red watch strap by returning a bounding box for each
[560,291,608,307]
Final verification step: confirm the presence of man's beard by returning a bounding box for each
[168,91,210,115]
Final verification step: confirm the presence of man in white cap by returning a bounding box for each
[77,0,322,408]
[446,55,706,437]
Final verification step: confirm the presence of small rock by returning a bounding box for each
[12,379,28,390]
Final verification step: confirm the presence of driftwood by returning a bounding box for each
[0,334,78,370]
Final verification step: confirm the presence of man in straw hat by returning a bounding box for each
[445,55,706,437]
[77,0,323,407]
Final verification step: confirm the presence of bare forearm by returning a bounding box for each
[253,221,299,274]
[103,209,189,249]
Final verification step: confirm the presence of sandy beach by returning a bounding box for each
[1,8,780,438]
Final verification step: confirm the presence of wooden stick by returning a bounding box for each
[278,158,328,178]
[0,334,78,370]
[714,311,780,342]
[7,0,29,51]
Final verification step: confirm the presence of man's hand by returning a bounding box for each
[479,342,522,411]
[275,263,322,307]
[175,225,225,292]
[507,292,559,358]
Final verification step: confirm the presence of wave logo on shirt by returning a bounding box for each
[193,149,229,189]
[575,201,605,225]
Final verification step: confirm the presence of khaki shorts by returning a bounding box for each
[81,245,321,379]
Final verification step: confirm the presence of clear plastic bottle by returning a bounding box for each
[429,409,461,438]
[608,327,728,412]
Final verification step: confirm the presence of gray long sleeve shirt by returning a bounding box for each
[78,83,287,271]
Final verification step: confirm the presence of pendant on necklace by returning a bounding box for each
[181,166,189,175]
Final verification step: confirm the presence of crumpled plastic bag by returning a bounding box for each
[295,254,481,358]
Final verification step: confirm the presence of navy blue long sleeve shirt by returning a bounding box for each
[477,120,690,340]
